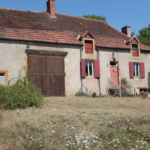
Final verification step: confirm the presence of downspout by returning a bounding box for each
[97,46,102,95]
[80,46,84,92]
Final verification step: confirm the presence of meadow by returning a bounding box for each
[0,96,150,150]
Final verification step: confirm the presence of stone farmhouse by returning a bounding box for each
[0,0,150,96]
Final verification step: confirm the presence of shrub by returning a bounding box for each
[0,72,43,109]
[75,90,89,97]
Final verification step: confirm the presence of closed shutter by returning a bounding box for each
[140,63,145,78]
[85,40,93,54]
[129,62,134,78]
[81,59,86,77]
[94,60,100,77]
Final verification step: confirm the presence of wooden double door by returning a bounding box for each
[27,50,67,96]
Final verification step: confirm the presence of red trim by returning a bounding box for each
[94,60,100,78]
[83,31,95,38]
[129,62,134,78]
[85,40,93,54]
[132,44,138,56]
[81,59,86,77]
[131,38,138,43]
[140,63,145,78]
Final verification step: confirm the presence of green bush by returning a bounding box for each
[0,73,43,109]
[75,90,89,97]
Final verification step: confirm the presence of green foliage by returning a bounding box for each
[138,24,150,47]
[0,72,43,110]
[75,90,89,97]
[131,32,135,37]
[121,78,132,92]
[83,14,106,22]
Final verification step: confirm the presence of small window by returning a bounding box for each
[0,73,5,85]
[85,60,94,77]
[133,63,140,77]
[0,73,5,76]
[132,44,139,57]
[85,40,93,54]
[110,61,117,66]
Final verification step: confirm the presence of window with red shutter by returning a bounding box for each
[129,62,134,78]
[130,62,145,79]
[81,59,86,77]
[132,44,139,57]
[85,40,93,54]
[140,63,145,78]
[94,60,100,77]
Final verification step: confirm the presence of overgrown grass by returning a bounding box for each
[0,72,43,109]
[0,97,150,149]
[1,117,150,149]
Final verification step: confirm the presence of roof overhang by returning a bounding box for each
[0,37,83,46]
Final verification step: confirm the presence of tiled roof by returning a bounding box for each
[140,44,150,50]
[0,7,150,50]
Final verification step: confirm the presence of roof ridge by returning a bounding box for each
[107,23,130,39]
[56,13,108,24]
[0,7,45,13]
[56,13,130,39]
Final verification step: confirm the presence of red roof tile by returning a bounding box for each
[0,7,150,50]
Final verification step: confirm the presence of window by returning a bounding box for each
[85,60,94,77]
[133,63,140,77]
[132,44,139,57]
[85,40,93,54]
[110,61,117,66]
[0,73,5,85]
[129,62,145,78]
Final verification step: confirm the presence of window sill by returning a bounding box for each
[133,76,141,80]
[131,56,140,58]
[85,76,94,79]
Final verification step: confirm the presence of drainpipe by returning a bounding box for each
[80,46,84,92]
[97,46,102,95]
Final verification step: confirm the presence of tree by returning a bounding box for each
[137,25,150,47]
[83,14,106,22]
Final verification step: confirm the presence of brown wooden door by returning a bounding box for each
[110,67,119,87]
[28,54,65,96]
[47,57,65,96]
[28,55,47,96]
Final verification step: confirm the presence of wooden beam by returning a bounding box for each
[26,49,68,57]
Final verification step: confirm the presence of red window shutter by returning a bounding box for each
[94,60,100,77]
[132,44,138,57]
[81,59,86,77]
[85,40,93,54]
[129,62,134,78]
[140,63,145,78]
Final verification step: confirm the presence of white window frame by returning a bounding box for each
[85,60,94,77]
[133,63,140,77]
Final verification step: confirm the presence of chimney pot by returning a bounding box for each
[121,26,131,37]
[47,0,56,17]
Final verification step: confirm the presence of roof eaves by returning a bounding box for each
[0,37,83,46]
[96,45,130,50]
[0,7,45,13]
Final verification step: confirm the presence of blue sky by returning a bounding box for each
[1,0,150,35]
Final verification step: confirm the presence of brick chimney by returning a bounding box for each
[121,26,131,37]
[47,0,56,17]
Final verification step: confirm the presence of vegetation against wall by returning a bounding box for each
[0,72,43,109]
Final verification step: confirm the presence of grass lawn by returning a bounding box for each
[0,96,150,149]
